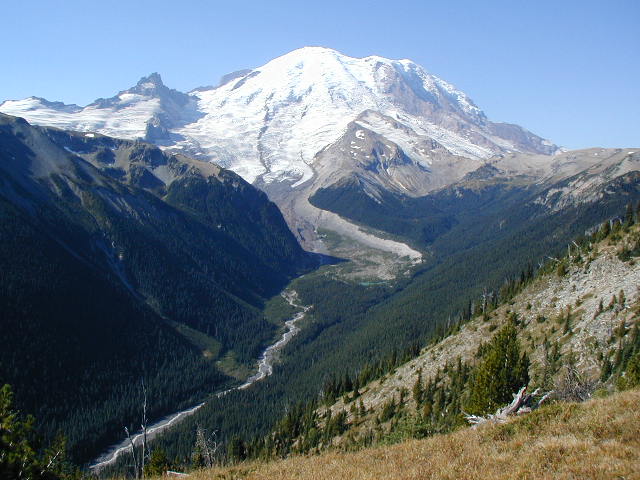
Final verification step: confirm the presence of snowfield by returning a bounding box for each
[0,47,556,188]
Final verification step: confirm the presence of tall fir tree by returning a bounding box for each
[465,321,530,415]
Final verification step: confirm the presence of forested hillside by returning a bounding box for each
[129,217,640,478]
[249,213,640,458]
[0,114,317,463]
[2,114,639,476]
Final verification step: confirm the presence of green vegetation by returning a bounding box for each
[0,117,317,464]
[128,197,640,476]
[309,177,459,246]
[183,207,640,471]
[4,116,640,474]
[465,320,529,415]
[0,384,78,480]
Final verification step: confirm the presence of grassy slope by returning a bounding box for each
[179,388,640,479]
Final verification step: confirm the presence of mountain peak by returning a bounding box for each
[138,72,164,86]
[136,72,164,88]
[270,46,411,70]
[282,46,342,57]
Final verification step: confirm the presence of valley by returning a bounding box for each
[90,290,311,473]
[0,45,638,479]
[0,47,559,268]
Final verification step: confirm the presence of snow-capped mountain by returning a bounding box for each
[1,47,570,256]
[0,73,200,144]
[1,47,557,186]
[176,47,558,185]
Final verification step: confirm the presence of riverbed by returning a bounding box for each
[89,290,309,472]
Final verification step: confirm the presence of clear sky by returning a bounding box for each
[2,0,638,149]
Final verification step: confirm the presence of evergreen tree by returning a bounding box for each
[465,321,529,415]
[227,435,247,463]
[598,221,611,240]
[144,448,170,476]
[600,356,612,382]
[0,384,73,480]
[412,369,424,406]
[625,202,635,226]
[618,352,640,390]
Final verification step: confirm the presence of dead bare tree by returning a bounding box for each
[464,386,553,427]
[124,380,151,479]
[141,380,149,477]
[481,288,488,314]
[124,426,140,478]
[39,443,64,477]
[194,425,219,468]
[554,365,599,402]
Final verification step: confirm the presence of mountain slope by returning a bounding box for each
[6,49,632,280]
[0,48,558,186]
[0,113,316,462]
[0,73,200,142]
[187,389,640,480]
[310,148,640,248]
[297,220,640,450]
[178,47,557,185]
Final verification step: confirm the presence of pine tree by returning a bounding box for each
[465,321,530,415]
[563,309,572,335]
[618,352,640,390]
[0,384,73,480]
[598,221,611,240]
[227,435,247,463]
[600,356,612,382]
[412,369,424,406]
[358,399,366,417]
[144,448,170,476]
[625,202,635,226]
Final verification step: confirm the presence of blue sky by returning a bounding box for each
[2,0,638,149]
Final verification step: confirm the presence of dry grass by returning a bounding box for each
[169,389,640,480]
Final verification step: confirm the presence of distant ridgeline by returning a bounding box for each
[0,113,319,463]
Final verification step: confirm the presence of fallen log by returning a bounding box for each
[464,386,553,427]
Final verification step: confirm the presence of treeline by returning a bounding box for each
[217,318,529,462]
[319,342,421,406]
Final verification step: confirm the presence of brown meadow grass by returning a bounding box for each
[161,389,640,480]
